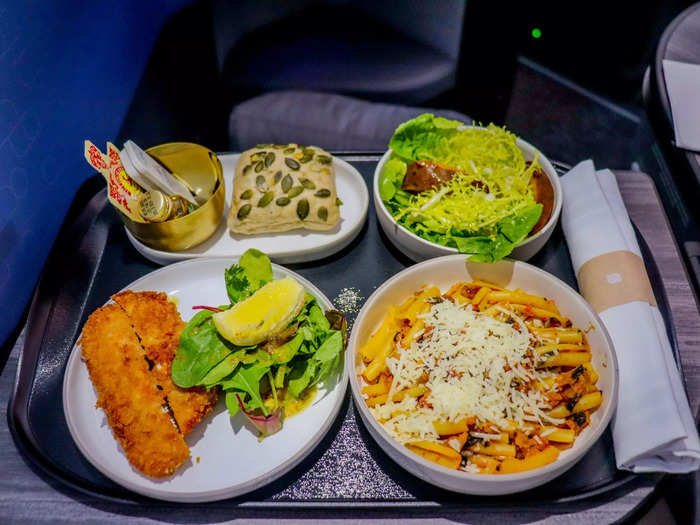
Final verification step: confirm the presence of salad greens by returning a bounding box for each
[381,114,544,262]
[171,248,346,436]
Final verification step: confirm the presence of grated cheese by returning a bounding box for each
[370,300,562,444]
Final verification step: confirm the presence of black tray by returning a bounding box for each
[9,154,676,508]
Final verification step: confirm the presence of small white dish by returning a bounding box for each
[63,258,348,502]
[128,154,369,265]
[347,255,618,495]
[373,134,562,262]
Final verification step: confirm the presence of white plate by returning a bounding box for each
[63,258,348,502]
[127,154,369,265]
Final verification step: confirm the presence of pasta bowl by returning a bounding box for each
[347,255,618,495]
[373,133,562,262]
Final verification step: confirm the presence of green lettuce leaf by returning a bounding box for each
[287,358,320,399]
[199,350,243,388]
[389,113,464,163]
[286,330,344,398]
[463,203,543,262]
[379,158,407,201]
[220,363,270,415]
[225,248,273,304]
[172,309,236,388]
[238,248,273,291]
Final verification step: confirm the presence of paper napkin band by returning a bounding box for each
[577,250,657,313]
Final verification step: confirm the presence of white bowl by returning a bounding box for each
[347,256,618,495]
[373,135,563,262]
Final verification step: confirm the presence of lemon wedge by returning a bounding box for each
[213,276,306,345]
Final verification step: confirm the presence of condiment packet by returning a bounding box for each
[83,140,144,222]
[121,140,197,204]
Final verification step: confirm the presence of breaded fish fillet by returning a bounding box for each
[112,290,218,435]
[79,304,190,477]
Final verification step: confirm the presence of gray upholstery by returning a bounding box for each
[229,91,471,151]
[213,1,464,105]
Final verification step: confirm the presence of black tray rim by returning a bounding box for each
[7,153,679,509]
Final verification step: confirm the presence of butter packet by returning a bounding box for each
[84,140,144,222]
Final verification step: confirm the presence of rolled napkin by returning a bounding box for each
[561,160,700,473]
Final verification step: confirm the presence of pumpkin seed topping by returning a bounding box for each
[276,196,290,206]
[273,171,282,184]
[317,154,332,165]
[285,158,300,170]
[314,189,331,198]
[318,206,328,221]
[255,175,266,191]
[257,191,274,207]
[240,189,254,200]
[264,152,275,168]
[296,199,309,220]
[300,178,316,190]
[237,204,252,219]
[288,186,304,198]
[254,161,264,173]
[281,174,293,192]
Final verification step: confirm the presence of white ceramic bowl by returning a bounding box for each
[347,256,618,495]
[373,135,563,262]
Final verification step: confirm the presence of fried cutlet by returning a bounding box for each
[111,290,218,435]
[79,304,190,477]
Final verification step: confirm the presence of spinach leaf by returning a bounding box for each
[314,330,343,363]
[312,331,344,386]
[307,303,330,334]
[172,310,235,388]
[269,332,304,364]
[238,248,273,291]
[225,390,245,417]
[199,350,243,387]
[287,358,320,399]
[286,330,344,398]
[220,363,270,415]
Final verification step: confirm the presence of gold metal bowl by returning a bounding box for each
[118,142,225,251]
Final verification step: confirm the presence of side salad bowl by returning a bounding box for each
[373,126,563,263]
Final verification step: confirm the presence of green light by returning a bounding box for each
[531,28,542,39]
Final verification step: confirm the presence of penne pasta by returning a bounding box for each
[548,391,602,418]
[539,351,591,368]
[360,280,603,475]
[498,446,559,474]
[541,427,575,443]
[433,416,475,436]
[362,345,395,382]
[470,442,517,458]
[392,385,426,402]
[485,290,551,310]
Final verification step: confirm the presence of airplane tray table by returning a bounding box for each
[7,153,694,511]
